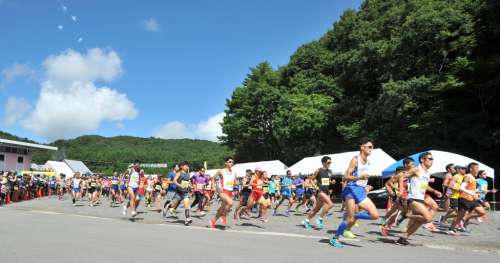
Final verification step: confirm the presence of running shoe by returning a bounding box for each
[208,218,216,229]
[329,237,344,248]
[380,226,389,237]
[343,230,356,239]
[185,218,193,226]
[131,211,137,217]
[302,219,312,230]
[315,218,324,229]
[272,209,277,216]
[199,211,206,216]
[477,215,488,223]
[284,210,290,217]
[354,221,359,227]
[168,208,177,218]
[122,205,127,215]
[423,223,438,232]
[395,237,409,246]
[446,229,459,236]
[259,217,269,223]
[221,215,228,225]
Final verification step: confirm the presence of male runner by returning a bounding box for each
[209,157,237,228]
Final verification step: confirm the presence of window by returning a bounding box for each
[0,154,4,162]
[17,156,24,164]
[0,154,4,171]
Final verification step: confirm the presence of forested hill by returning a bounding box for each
[1,131,232,173]
[221,0,500,172]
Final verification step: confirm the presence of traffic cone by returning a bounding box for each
[22,190,27,201]
[386,198,392,211]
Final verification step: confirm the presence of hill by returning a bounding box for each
[1,131,233,174]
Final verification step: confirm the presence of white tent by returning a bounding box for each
[288,148,396,177]
[232,160,288,178]
[45,161,75,178]
[64,159,92,175]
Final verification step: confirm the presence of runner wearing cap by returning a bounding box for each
[209,157,237,228]
[235,167,271,222]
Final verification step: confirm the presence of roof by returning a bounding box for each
[232,160,288,177]
[64,159,92,175]
[45,161,75,177]
[0,138,58,151]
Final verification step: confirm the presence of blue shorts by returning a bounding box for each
[341,185,367,204]
[111,185,119,192]
[295,188,305,198]
[281,189,291,198]
[73,188,80,193]
[120,185,127,191]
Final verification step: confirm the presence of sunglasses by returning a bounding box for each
[424,158,434,161]
[363,145,373,149]
[227,160,234,163]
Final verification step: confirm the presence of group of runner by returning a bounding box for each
[10,137,496,248]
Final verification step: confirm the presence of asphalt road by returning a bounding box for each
[1,195,499,263]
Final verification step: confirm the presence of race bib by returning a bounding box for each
[419,183,427,191]
[321,178,330,186]
[224,180,233,188]
[91,183,97,187]
[205,184,212,190]
[181,181,190,188]
[197,183,205,190]
[155,185,162,191]
[263,186,269,193]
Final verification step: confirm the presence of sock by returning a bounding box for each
[336,222,348,237]
[354,212,371,220]
[72,198,75,204]
[185,209,190,219]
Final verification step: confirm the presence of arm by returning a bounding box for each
[459,177,475,197]
[173,173,183,189]
[385,177,395,196]
[426,185,442,198]
[343,158,362,182]
[397,175,405,197]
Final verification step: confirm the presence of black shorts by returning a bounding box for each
[241,190,251,205]
[408,198,425,205]
[263,193,270,200]
[305,189,314,199]
[450,198,459,209]
[88,188,95,194]
[458,198,480,212]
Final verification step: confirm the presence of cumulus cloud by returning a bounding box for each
[19,48,138,140]
[154,113,224,142]
[3,97,31,126]
[142,18,161,32]
[1,63,35,89]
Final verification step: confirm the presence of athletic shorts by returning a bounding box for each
[174,191,190,201]
[241,190,251,205]
[295,188,304,199]
[221,189,233,197]
[458,198,480,212]
[341,185,367,204]
[120,185,127,191]
[73,188,80,193]
[304,189,313,199]
[165,191,176,201]
[263,193,270,200]
[88,188,96,194]
[450,198,459,209]
[281,189,291,199]
[111,185,119,192]
[408,198,425,205]
[251,190,263,201]
[128,187,138,195]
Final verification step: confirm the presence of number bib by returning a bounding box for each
[321,178,330,186]
[181,181,190,188]
[197,183,205,190]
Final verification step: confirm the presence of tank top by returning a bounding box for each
[408,165,430,200]
[450,174,464,199]
[317,168,333,192]
[73,178,81,188]
[128,169,140,188]
[111,177,119,185]
[252,177,263,193]
[220,169,236,192]
[459,174,477,201]
[347,155,370,187]
[177,172,191,193]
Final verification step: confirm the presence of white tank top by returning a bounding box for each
[73,178,81,188]
[220,169,236,192]
[352,155,370,187]
[128,170,140,188]
[408,165,430,200]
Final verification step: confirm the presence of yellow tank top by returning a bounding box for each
[450,174,464,199]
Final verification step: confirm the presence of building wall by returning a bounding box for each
[0,152,31,171]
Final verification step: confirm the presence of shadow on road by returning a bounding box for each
[318,238,362,247]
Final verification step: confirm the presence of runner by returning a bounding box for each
[274,170,294,217]
[447,162,486,234]
[441,165,466,224]
[191,167,209,216]
[394,152,441,245]
[119,173,128,203]
[209,157,237,228]
[122,160,144,217]
[439,164,455,213]
[162,163,180,218]
[302,156,334,230]
[57,174,66,200]
[167,161,193,225]
[88,175,99,207]
[71,172,82,206]
[268,175,279,209]
[110,172,120,206]
[329,139,379,248]
[236,167,271,222]
[380,166,404,236]
[476,170,496,215]
[145,175,154,208]
[152,175,163,211]
[292,175,305,213]
[234,170,252,219]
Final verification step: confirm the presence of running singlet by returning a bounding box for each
[73,178,81,189]
[316,168,333,192]
[111,177,119,185]
[476,178,488,200]
[128,170,140,188]
[177,172,191,193]
[408,165,430,201]
[460,175,477,201]
[347,156,370,187]
[450,174,464,199]
[220,169,236,192]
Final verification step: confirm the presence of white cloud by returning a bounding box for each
[19,48,138,140]
[142,18,161,32]
[1,63,35,89]
[3,97,31,126]
[154,113,224,142]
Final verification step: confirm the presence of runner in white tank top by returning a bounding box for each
[209,157,237,228]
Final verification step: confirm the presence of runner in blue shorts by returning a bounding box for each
[273,170,294,217]
[330,139,379,248]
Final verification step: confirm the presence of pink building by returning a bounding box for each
[0,138,58,172]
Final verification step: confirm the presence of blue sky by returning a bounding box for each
[0,0,362,143]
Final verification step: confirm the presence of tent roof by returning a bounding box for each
[232,160,288,177]
[45,161,74,178]
[64,159,92,175]
[288,149,396,177]
[381,150,495,179]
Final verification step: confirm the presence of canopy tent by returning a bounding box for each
[232,160,288,178]
[64,159,92,175]
[288,149,396,177]
[205,169,220,177]
[45,161,75,178]
[381,150,495,179]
